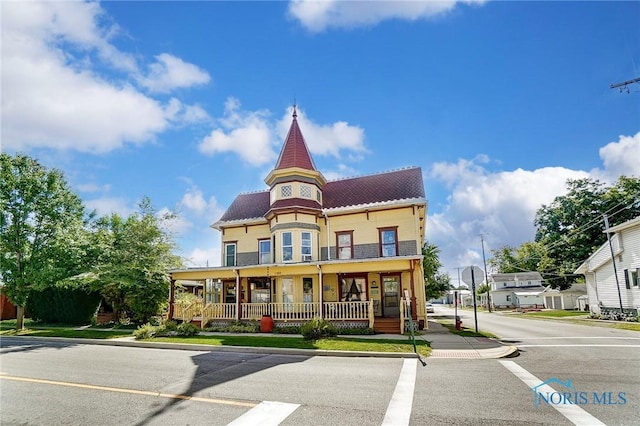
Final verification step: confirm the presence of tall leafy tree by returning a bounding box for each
[422,242,451,300]
[94,197,182,324]
[0,154,86,329]
[534,176,639,289]
[489,242,550,274]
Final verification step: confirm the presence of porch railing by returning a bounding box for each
[173,300,374,327]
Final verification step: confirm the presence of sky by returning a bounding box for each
[2,0,639,284]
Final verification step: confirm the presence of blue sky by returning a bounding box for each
[2,1,639,281]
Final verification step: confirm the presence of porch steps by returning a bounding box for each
[373,318,402,334]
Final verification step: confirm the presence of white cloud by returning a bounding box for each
[138,53,211,93]
[184,246,221,268]
[179,186,224,221]
[84,197,134,217]
[157,207,193,236]
[597,132,640,181]
[288,0,486,32]
[323,163,359,181]
[198,98,276,166]
[426,156,589,275]
[77,183,112,193]
[276,107,366,159]
[199,100,366,167]
[1,1,209,153]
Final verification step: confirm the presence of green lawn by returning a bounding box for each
[0,320,431,356]
[0,328,133,339]
[522,310,588,318]
[437,321,497,338]
[152,335,431,357]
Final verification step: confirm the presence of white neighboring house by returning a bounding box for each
[542,284,587,310]
[488,272,545,309]
[574,216,640,316]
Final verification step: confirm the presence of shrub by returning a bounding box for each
[133,323,158,340]
[274,325,301,334]
[204,320,259,333]
[163,320,178,331]
[176,322,199,337]
[300,317,337,341]
[335,326,375,335]
[27,286,101,325]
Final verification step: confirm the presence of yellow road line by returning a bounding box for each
[0,372,256,408]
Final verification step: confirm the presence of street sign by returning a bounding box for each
[461,265,484,334]
[461,266,485,286]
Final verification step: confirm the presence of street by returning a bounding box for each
[2,313,639,426]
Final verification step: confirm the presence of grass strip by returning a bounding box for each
[521,310,589,318]
[0,328,133,339]
[437,321,497,338]
[152,335,432,357]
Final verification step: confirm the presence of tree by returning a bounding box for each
[422,242,451,300]
[489,242,550,274]
[0,154,86,329]
[94,197,182,323]
[532,176,640,289]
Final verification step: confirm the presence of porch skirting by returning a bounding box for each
[173,299,413,334]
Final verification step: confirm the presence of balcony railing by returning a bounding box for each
[173,300,374,328]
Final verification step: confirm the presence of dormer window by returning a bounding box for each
[300,185,312,199]
[281,185,292,198]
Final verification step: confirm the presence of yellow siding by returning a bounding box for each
[319,207,418,245]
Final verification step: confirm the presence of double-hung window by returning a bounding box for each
[336,231,353,259]
[224,242,236,266]
[379,227,398,257]
[301,232,312,261]
[259,239,271,264]
[282,232,293,262]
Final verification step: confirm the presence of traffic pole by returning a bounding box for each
[471,267,479,333]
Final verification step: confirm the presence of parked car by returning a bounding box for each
[426,302,435,313]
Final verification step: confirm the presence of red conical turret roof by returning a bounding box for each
[274,106,317,171]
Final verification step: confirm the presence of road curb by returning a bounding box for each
[1,335,420,359]
[1,335,517,359]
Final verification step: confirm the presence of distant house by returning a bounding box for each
[488,272,545,310]
[542,284,587,310]
[574,216,640,316]
[0,293,17,320]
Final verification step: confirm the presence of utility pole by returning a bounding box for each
[604,215,625,314]
[453,267,464,307]
[610,77,640,93]
[480,234,491,312]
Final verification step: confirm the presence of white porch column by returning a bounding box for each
[317,264,323,319]
[234,269,240,321]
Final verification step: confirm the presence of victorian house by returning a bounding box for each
[169,108,428,333]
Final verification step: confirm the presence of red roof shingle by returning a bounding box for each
[217,167,425,223]
[273,110,316,171]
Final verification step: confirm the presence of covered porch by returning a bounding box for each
[169,256,424,334]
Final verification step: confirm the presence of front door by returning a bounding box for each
[382,275,400,317]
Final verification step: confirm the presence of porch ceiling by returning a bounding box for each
[170,256,419,280]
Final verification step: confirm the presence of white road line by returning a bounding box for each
[382,358,417,426]
[517,344,640,348]
[499,361,606,426]
[501,337,640,340]
[227,400,300,426]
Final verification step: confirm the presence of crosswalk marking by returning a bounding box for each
[382,358,417,426]
[227,401,300,426]
[500,361,606,426]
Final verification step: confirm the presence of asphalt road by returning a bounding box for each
[2,330,639,425]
